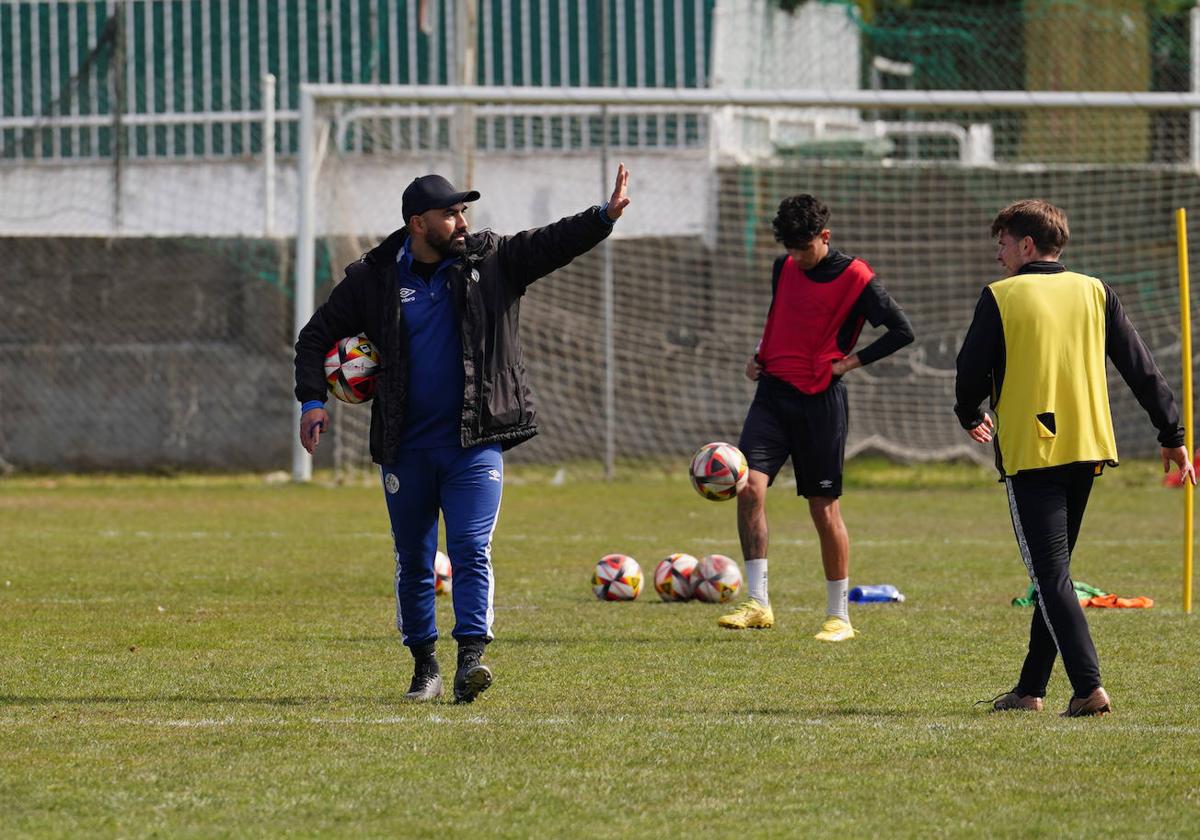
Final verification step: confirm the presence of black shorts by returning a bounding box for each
[738,375,848,498]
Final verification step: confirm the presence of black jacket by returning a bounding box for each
[294,205,615,463]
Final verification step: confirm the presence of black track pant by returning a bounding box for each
[1004,463,1102,699]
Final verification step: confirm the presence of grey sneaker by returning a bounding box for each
[453,651,493,704]
[404,660,443,702]
[1061,686,1111,717]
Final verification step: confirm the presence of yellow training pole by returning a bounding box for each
[1176,208,1194,615]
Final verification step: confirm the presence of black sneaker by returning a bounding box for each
[453,646,493,704]
[404,659,443,702]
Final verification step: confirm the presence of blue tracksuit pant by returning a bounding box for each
[380,444,503,647]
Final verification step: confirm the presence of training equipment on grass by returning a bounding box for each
[689,442,749,501]
[324,334,380,404]
[592,554,644,601]
[693,554,743,603]
[434,550,452,597]
[848,584,905,603]
[654,553,699,601]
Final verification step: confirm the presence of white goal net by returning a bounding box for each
[297,84,1200,482]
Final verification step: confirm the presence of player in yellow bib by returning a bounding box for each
[955,199,1194,717]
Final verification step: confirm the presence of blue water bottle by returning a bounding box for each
[848,584,905,603]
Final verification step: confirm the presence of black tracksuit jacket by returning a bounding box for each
[294,206,615,464]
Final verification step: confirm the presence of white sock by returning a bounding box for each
[826,578,849,621]
[745,559,768,605]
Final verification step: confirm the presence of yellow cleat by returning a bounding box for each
[717,600,775,630]
[814,616,856,642]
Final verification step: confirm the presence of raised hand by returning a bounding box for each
[606,163,631,221]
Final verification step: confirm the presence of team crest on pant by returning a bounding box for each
[385,473,400,494]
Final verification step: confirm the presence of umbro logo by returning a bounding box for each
[819,479,833,488]
[487,469,501,482]
[399,287,416,303]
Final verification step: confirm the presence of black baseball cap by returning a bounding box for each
[402,174,480,223]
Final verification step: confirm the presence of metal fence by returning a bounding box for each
[0,0,716,162]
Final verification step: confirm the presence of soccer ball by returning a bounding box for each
[689,442,749,501]
[324,334,380,404]
[434,550,452,597]
[693,554,743,603]
[592,554,643,601]
[654,553,699,602]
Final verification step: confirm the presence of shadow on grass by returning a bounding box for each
[274,635,394,644]
[496,632,759,645]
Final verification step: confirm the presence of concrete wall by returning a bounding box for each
[0,236,299,472]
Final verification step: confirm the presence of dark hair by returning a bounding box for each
[990,199,1069,256]
[773,194,831,247]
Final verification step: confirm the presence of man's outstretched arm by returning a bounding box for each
[496,164,630,288]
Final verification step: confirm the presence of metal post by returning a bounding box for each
[601,0,615,481]
[1192,5,1200,169]
[1178,208,1195,613]
[457,0,477,190]
[602,128,615,481]
[111,0,127,233]
[292,89,317,482]
[263,73,276,237]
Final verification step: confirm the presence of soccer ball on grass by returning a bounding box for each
[592,554,644,601]
[693,554,743,603]
[653,553,699,602]
[434,550,452,597]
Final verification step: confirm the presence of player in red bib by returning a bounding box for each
[719,195,915,640]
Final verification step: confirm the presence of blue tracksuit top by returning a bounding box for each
[395,241,465,449]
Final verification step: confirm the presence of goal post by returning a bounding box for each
[292,83,1200,484]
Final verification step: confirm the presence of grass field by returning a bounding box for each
[2,460,1199,838]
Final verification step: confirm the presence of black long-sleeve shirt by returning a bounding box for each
[954,260,1183,448]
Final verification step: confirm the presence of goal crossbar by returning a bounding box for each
[299,83,1200,111]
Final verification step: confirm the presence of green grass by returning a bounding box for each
[2,461,1198,838]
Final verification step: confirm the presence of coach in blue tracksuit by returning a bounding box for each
[295,166,631,703]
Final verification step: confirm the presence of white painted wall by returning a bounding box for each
[1,149,711,239]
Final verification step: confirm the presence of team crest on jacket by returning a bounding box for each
[384,473,400,494]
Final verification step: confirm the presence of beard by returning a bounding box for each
[429,227,467,258]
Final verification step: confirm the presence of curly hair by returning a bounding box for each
[991,199,1069,256]
[773,194,831,247]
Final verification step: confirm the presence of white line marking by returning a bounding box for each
[0,715,1195,734]
[0,529,1179,549]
